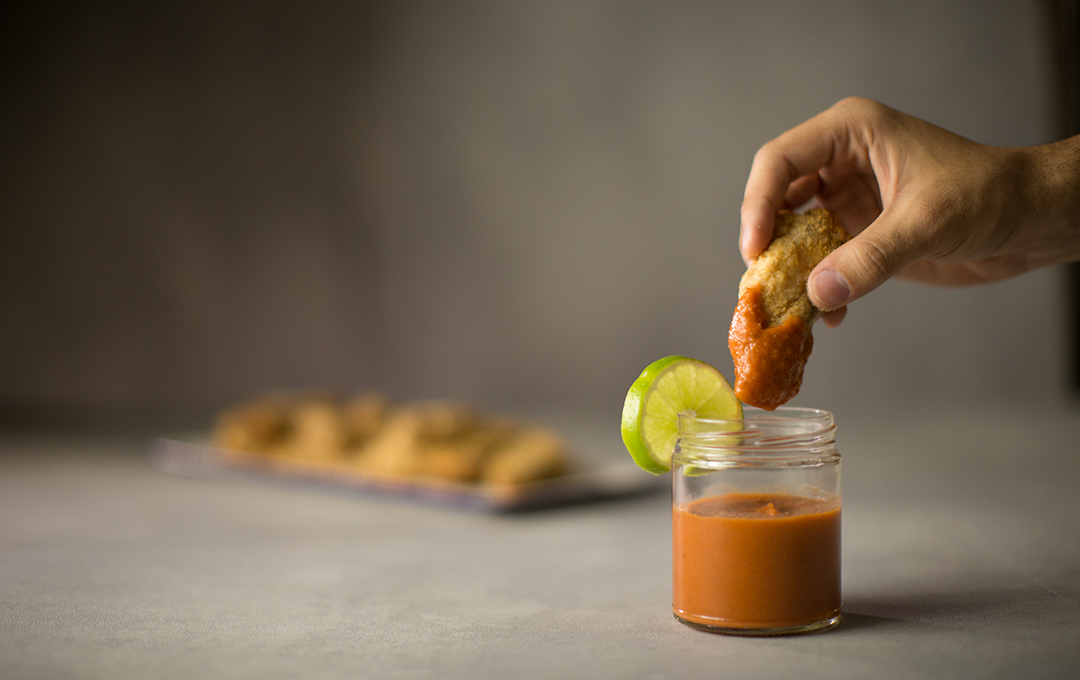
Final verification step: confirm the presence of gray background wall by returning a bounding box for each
[1,1,1072,422]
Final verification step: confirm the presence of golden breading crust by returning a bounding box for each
[738,208,849,328]
[728,208,849,410]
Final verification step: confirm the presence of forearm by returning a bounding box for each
[1015,135,1080,269]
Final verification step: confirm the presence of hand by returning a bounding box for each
[740,97,1080,327]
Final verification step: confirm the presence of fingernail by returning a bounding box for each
[809,269,850,310]
[739,226,753,261]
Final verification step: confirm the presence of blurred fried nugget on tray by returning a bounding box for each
[482,428,568,486]
[342,392,391,452]
[213,393,293,453]
[212,391,570,487]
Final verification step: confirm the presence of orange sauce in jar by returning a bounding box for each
[728,286,812,411]
[672,492,841,631]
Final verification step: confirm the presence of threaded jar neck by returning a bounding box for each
[674,408,838,468]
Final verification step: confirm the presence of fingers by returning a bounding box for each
[819,307,847,329]
[814,167,883,235]
[741,99,939,320]
[784,173,822,211]
[807,267,853,311]
[739,205,774,266]
[806,202,927,311]
[740,111,846,263]
[740,99,888,264]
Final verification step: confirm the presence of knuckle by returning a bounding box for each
[858,239,895,276]
[754,140,782,164]
[831,97,895,134]
[752,142,801,198]
[832,96,877,118]
[833,96,868,111]
[848,234,902,285]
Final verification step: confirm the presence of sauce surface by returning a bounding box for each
[728,286,812,410]
[672,492,841,630]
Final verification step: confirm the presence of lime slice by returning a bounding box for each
[620,356,743,474]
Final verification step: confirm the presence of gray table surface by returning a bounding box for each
[2,403,1079,679]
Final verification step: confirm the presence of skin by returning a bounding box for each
[740,97,1080,328]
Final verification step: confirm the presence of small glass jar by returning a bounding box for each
[671,407,841,636]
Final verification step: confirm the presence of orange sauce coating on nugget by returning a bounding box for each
[728,286,811,410]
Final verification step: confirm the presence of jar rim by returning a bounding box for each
[675,407,837,463]
[679,406,833,429]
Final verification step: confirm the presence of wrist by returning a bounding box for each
[1019,138,1080,266]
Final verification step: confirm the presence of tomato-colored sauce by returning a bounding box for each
[672,492,841,630]
[728,286,812,410]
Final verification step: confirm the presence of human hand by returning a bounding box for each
[740,97,1080,327]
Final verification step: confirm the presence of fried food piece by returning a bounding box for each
[421,420,517,482]
[421,441,490,482]
[212,390,574,487]
[482,428,569,487]
[737,208,849,326]
[341,392,390,454]
[212,394,293,452]
[276,398,347,462]
[408,401,480,440]
[729,208,848,410]
[354,408,427,477]
[353,401,485,479]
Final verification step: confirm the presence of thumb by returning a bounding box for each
[807,208,927,311]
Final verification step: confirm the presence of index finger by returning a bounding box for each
[739,107,846,262]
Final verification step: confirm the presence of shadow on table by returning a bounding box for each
[841,583,1077,630]
[834,612,899,632]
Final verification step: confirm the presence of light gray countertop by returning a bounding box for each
[2,404,1079,679]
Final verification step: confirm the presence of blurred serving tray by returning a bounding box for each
[148,436,665,512]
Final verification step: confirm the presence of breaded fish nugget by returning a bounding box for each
[212,393,292,452]
[355,408,426,477]
[728,208,848,410]
[211,390,576,488]
[482,428,569,487]
[278,398,346,462]
[342,391,390,454]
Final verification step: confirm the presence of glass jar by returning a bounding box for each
[671,407,841,636]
